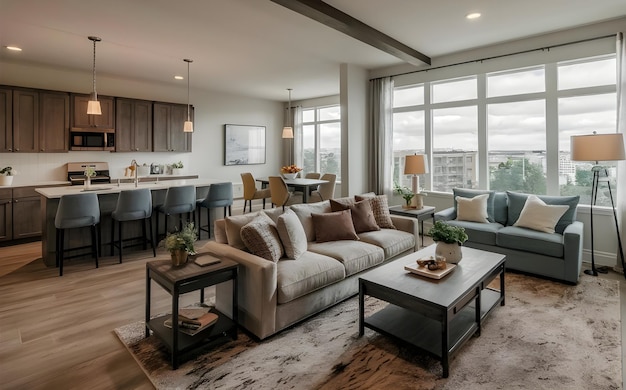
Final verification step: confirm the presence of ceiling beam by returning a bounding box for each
[270,0,431,66]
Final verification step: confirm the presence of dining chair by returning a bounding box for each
[269,176,302,210]
[241,172,271,213]
[308,173,337,203]
[196,182,233,239]
[304,172,321,179]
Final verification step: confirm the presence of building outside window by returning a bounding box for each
[301,105,341,180]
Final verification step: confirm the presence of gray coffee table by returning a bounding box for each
[358,245,505,377]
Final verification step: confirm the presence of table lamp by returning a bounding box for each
[570,132,626,278]
[404,154,429,209]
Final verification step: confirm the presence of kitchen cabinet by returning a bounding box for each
[0,189,12,242]
[116,98,152,152]
[12,187,42,239]
[0,88,12,153]
[153,103,192,152]
[71,94,115,130]
[39,91,70,152]
[12,89,39,153]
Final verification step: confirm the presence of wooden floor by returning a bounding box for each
[2,207,626,389]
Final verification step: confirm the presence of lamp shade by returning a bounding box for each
[404,154,429,175]
[86,99,101,115]
[282,126,294,139]
[570,133,626,162]
[183,120,193,133]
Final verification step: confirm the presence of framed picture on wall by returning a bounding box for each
[224,124,266,165]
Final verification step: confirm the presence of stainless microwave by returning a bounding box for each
[70,129,115,151]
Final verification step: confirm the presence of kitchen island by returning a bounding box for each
[36,179,224,267]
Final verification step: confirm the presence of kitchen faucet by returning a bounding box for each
[131,159,138,187]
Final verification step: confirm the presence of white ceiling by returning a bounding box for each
[1,0,625,102]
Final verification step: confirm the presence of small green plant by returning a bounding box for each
[0,166,15,176]
[393,182,414,206]
[172,161,184,169]
[84,166,96,177]
[428,221,468,245]
[164,222,197,254]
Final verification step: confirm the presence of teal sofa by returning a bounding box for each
[435,189,583,284]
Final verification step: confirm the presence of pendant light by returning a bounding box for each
[282,88,294,139]
[87,36,102,115]
[183,59,193,132]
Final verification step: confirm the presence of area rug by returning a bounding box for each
[115,273,622,389]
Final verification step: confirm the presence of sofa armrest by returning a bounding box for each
[435,207,456,221]
[202,241,278,339]
[390,215,419,251]
[563,221,584,284]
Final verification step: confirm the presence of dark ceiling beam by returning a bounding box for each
[270,0,431,66]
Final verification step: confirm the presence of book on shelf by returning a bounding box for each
[164,311,219,336]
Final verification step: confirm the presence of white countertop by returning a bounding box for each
[35,178,224,199]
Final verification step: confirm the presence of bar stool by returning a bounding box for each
[111,188,156,263]
[156,185,196,239]
[55,193,100,276]
[196,182,233,239]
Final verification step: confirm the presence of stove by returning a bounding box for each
[67,162,111,186]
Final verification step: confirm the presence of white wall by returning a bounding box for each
[0,60,285,188]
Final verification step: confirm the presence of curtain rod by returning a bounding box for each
[371,33,616,81]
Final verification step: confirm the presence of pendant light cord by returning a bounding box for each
[287,88,292,127]
[88,37,101,99]
[184,59,193,121]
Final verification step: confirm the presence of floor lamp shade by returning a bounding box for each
[570,133,626,162]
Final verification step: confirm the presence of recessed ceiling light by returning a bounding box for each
[174,75,184,80]
[5,46,22,51]
[466,12,481,20]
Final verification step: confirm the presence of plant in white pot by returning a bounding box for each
[428,221,468,264]
[393,182,414,209]
[171,161,184,175]
[0,166,15,186]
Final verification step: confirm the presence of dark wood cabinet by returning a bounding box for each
[12,89,39,153]
[153,103,192,152]
[115,98,152,152]
[71,94,115,130]
[0,88,12,153]
[39,92,70,152]
[0,189,12,242]
[12,187,41,239]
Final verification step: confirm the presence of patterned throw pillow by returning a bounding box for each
[354,194,396,229]
[330,199,380,233]
[240,213,284,262]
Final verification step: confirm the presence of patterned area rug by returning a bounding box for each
[115,273,621,390]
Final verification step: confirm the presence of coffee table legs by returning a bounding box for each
[358,280,365,336]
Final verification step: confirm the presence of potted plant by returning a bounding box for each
[428,221,468,263]
[393,182,415,208]
[84,166,96,189]
[281,164,302,179]
[171,161,184,175]
[0,166,15,186]
[164,222,197,266]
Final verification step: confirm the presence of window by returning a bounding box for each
[392,83,425,188]
[301,105,341,180]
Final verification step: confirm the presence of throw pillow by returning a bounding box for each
[513,195,569,234]
[240,213,284,262]
[290,201,332,242]
[330,199,380,233]
[453,188,496,222]
[276,209,308,260]
[456,194,489,223]
[506,191,579,234]
[311,210,359,243]
[354,194,396,229]
[224,213,260,250]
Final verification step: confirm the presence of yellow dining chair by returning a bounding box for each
[241,172,271,213]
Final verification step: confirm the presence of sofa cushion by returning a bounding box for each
[497,226,564,258]
[330,199,380,233]
[355,194,396,229]
[289,201,331,242]
[358,229,415,259]
[276,251,346,304]
[262,207,285,224]
[456,194,489,223]
[312,210,359,243]
[506,192,579,234]
[276,209,308,260]
[308,241,385,276]
[453,188,496,222]
[444,220,503,246]
[514,195,569,234]
[225,212,260,250]
[240,213,284,262]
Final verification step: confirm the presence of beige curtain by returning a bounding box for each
[368,77,394,194]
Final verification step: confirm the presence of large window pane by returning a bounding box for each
[558,93,617,205]
[432,106,478,191]
[394,85,424,107]
[319,106,340,121]
[487,67,545,97]
[488,100,547,194]
[558,56,616,90]
[302,124,315,175]
[302,109,314,123]
[319,123,341,180]
[393,111,425,188]
[432,77,477,103]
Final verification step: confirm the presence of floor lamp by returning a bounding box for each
[571,132,626,278]
[404,154,429,209]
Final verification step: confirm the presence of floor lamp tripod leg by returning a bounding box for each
[585,170,600,276]
[605,180,626,280]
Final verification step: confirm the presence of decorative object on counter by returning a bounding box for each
[404,153,429,209]
[429,221,468,264]
[150,163,163,174]
[87,36,102,115]
[0,166,15,186]
[137,164,150,177]
[84,166,96,189]
[163,222,197,266]
[281,164,302,179]
[183,58,194,132]
[171,161,184,175]
[393,182,414,209]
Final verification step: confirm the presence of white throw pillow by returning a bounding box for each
[276,209,308,260]
[514,195,569,234]
[456,194,489,223]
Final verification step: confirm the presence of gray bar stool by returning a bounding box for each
[111,188,156,263]
[54,193,100,276]
[196,182,233,239]
[156,185,196,240]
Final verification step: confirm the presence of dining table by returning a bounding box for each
[256,177,328,203]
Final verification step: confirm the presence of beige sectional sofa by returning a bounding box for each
[202,195,419,340]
